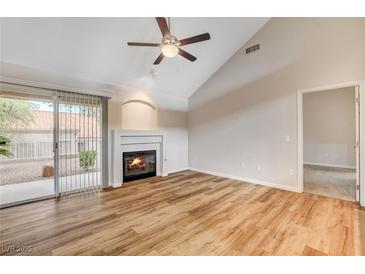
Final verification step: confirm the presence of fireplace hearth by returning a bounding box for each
[123,150,156,182]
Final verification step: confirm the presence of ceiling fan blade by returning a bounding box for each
[178,48,197,62]
[156,17,170,37]
[153,53,164,65]
[179,33,211,46]
[127,42,161,47]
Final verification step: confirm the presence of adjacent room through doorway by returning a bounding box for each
[303,86,358,202]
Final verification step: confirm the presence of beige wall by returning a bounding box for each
[121,102,157,130]
[303,87,356,168]
[188,18,365,190]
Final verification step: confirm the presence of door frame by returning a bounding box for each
[53,95,60,196]
[297,80,365,206]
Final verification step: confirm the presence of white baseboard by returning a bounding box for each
[168,167,190,174]
[188,167,300,193]
[112,182,122,188]
[304,162,356,169]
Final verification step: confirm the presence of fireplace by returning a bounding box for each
[123,150,156,182]
[112,130,166,187]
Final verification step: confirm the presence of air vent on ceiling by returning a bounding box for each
[245,44,260,54]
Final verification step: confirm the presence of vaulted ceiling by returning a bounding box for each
[0,17,269,98]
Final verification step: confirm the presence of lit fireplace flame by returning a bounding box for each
[131,157,142,166]
[128,156,146,169]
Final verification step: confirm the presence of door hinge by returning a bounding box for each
[356,97,360,103]
[357,185,360,190]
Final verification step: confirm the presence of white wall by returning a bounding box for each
[188,18,365,191]
[303,87,356,168]
[157,108,189,173]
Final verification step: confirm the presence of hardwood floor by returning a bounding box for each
[1,170,364,255]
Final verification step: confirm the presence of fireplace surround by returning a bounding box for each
[112,130,167,187]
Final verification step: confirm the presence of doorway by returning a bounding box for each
[298,83,362,203]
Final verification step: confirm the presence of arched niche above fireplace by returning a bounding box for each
[121,99,157,130]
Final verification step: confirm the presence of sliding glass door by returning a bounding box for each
[0,94,56,206]
[0,83,105,207]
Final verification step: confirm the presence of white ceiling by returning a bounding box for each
[0,17,269,99]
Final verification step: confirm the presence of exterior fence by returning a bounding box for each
[0,138,101,161]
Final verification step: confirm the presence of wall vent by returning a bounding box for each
[245,44,260,54]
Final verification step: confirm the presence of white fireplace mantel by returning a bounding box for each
[111,129,168,187]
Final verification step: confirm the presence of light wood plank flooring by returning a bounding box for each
[1,170,364,255]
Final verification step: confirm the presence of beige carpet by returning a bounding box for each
[304,164,356,202]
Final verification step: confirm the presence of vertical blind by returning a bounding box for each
[56,91,103,195]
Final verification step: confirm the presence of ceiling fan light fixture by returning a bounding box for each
[161,44,179,58]
[127,17,210,64]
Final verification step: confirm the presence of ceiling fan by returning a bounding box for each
[127,17,211,65]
